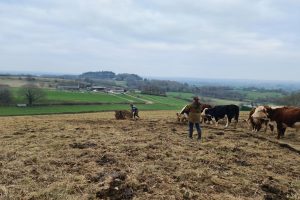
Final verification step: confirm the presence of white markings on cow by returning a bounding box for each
[251,106,268,119]
[201,108,208,116]
[225,116,229,128]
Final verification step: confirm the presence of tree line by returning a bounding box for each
[274,92,300,106]
[0,84,45,106]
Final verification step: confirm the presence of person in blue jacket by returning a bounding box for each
[130,104,140,119]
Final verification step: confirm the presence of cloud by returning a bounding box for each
[0,0,300,80]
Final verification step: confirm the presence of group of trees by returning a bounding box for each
[0,85,12,105]
[0,84,45,106]
[80,71,116,79]
[193,86,245,101]
[274,92,300,106]
[79,71,144,82]
[78,71,193,95]
[128,79,192,95]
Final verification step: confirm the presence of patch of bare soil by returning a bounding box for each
[0,111,299,199]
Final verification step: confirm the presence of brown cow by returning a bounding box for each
[264,106,300,139]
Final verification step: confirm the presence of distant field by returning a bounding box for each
[0,77,285,116]
[11,89,145,104]
[167,92,194,99]
[236,89,284,101]
[167,92,246,105]
[1,91,190,116]
[133,93,188,106]
[206,97,245,105]
[0,76,71,88]
[0,103,183,116]
[1,87,283,116]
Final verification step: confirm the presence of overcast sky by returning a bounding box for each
[0,0,300,80]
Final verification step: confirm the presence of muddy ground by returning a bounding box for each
[0,111,299,200]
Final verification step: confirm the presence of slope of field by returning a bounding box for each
[167,92,246,106]
[11,89,144,104]
[1,91,190,116]
[0,111,299,199]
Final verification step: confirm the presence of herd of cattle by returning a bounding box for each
[177,104,300,139]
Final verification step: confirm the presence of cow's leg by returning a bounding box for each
[214,118,219,127]
[277,123,284,139]
[231,117,238,129]
[225,116,229,128]
[257,123,262,132]
[282,128,286,137]
[263,121,268,133]
[269,124,274,134]
[249,117,254,131]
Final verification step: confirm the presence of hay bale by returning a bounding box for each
[115,110,133,120]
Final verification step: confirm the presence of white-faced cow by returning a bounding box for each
[202,104,239,128]
[248,106,274,133]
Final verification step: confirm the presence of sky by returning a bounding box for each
[0,0,300,81]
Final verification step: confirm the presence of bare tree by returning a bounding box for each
[19,84,45,106]
[0,85,13,105]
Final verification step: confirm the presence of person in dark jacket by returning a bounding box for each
[130,104,140,119]
[185,96,202,140]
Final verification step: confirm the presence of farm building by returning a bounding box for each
[57,85,80,91]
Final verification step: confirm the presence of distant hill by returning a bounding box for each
[79,71,116,79]
[151,77,300,91]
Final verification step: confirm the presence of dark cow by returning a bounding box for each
[202,104,239,128]
[264,106,300,139]
[247,106,274,133]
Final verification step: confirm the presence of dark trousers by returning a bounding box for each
[189,122,202,139]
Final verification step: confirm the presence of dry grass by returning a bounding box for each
[0,111,299,200]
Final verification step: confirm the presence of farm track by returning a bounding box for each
[0,111,299,200]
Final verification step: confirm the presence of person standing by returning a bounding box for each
[130,104,140,119]
[185,96,202,140]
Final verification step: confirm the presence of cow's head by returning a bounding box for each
[251,106,268,119]
[176,112,181,121]
[202,108,213,117]
[264,106,277,118]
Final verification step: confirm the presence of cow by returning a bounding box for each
[176,105,189,123]
[263,106,300,139]
[176,112,188,123]
[178,104,213,124]
[202,104,239,128]
[247,106,274,133]
[200,104,213,123]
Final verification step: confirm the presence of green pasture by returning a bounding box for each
[11,88,144,104]
[1,87,284,116]
[167,92,195,99]
[236,89,284,100]
[0,103,181,116]
[1,89,189,116]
